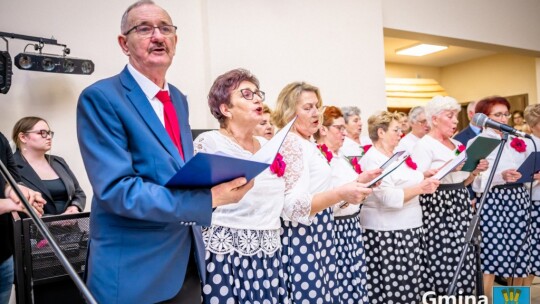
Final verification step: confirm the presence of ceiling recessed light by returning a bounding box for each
[396,44,448,56]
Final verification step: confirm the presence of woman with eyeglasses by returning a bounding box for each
[470,96,531,302]
[273,82,372,303]
[193,69,288,303]
[512,110,531,134]
[12,117,85,216]
[314,106,382,304]
[359,111,440,304]
[410,96,488,296]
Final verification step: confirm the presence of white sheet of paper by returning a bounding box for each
[250,116,297,164]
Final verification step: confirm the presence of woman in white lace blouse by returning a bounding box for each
[272,82,373,303]
[194,69,288,303]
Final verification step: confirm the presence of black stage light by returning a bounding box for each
[14,52,94,75]
[0,51,13,94]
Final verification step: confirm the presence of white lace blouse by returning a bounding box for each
[193,131,285,230]
[330,152,361,217]
[411,134,469,184]
[359,147,424,231]
[470,129,528,193]
[279,132,333,225]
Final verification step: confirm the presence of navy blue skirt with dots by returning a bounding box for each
[281,208,340,304]
[202,246,289,304]
[531,200,540,277]
[419,186,475,295]
[363,226,429,304]
[481,185,531,277]
[333,215,369,304]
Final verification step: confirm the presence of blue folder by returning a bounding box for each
[165,116,296,188]
[517,152,540,183]
[165,153,270,188]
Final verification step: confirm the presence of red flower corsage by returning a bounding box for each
[405,156,417,170]
[362,144,372,154]
[317,144,333,163]
[349,156,362,174]
[270,153,286,177]
[510,137,526,153]
[455,144,466,156]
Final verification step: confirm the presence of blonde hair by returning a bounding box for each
[524,104,540,128]
[272,82,322,129]
[367,111,400,142]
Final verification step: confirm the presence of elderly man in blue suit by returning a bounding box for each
[77,1,253,303]
[454,101,480,145]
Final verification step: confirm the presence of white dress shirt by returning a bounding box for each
[341,136,372,157]
[395,132,420,153]
[330,152,361,217]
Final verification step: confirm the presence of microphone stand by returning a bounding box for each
[447,131,508,297]
[0,159,97,304]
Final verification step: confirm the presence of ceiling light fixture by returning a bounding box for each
[0,31,95,94]
[396,43,448,57]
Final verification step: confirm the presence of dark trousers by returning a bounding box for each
[158,251,201,304]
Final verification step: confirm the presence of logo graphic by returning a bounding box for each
[493,286,531,304]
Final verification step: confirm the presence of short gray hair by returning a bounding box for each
[121,0,156,34]
[341,106,361,124]
[408,106,425,123]
[467,101,477,113]
[425,96,461,127]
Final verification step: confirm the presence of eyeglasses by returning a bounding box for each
[489,112,511,118]
[390,128,403,134]
[240,88,265,101]
[124,24,177,37]
[25,129,54,138]
[417,119,428,125]
[329,125,346,132]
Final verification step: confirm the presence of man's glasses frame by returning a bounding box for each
[124,24,177,37]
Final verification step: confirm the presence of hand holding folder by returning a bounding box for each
[517,152,540,183]
[166,117,296,188]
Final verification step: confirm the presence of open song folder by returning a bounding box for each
[166,117,296,188]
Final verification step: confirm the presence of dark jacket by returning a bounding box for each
[0,132,21,262]
[13,150,86,215]
[453,125,478,146]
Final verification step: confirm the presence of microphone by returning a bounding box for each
[472,113,531,138]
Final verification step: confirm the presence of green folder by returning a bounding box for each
[461,137,501,172]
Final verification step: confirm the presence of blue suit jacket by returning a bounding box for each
[77,67,212,303]
[453,125,478,146]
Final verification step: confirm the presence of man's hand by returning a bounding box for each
[211,177,254,208]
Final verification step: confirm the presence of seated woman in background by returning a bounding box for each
[12,117,85,215]
[360,111,439,304]
[253,104,275,139]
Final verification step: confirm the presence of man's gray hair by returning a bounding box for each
[341,106,361,124]
[467,101,477,113]
[121,0,156,34]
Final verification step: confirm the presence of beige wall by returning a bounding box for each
[385,63,441,82]
[440,54,538,104]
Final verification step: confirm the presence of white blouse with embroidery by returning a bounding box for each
[470,129,528,193]
[279,132,333,225]
[330,152,361,217]
[194,131,285,256]
[359,147,424,231]
[411,134,469,184]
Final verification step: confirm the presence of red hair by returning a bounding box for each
[475,96,511,115]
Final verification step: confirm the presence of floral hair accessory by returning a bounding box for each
[270,153,286,177]
[510,137,526,153]
[405,156,417,170]
[455,144,466,156]
[349,156,362,174]
[317,144,333,163]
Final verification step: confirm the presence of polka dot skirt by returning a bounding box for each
[480,186,531,277]
[363,226,429,304]
[419,187,475,295]
[334,216,369,304]
[202,249,289,304]
[281,208,340,304]
[530,200,540,277]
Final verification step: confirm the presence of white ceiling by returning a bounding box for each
[384,36,496,67]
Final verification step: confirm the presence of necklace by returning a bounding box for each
[221,128,256,153]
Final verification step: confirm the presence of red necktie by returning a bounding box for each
[155,90,185,160]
